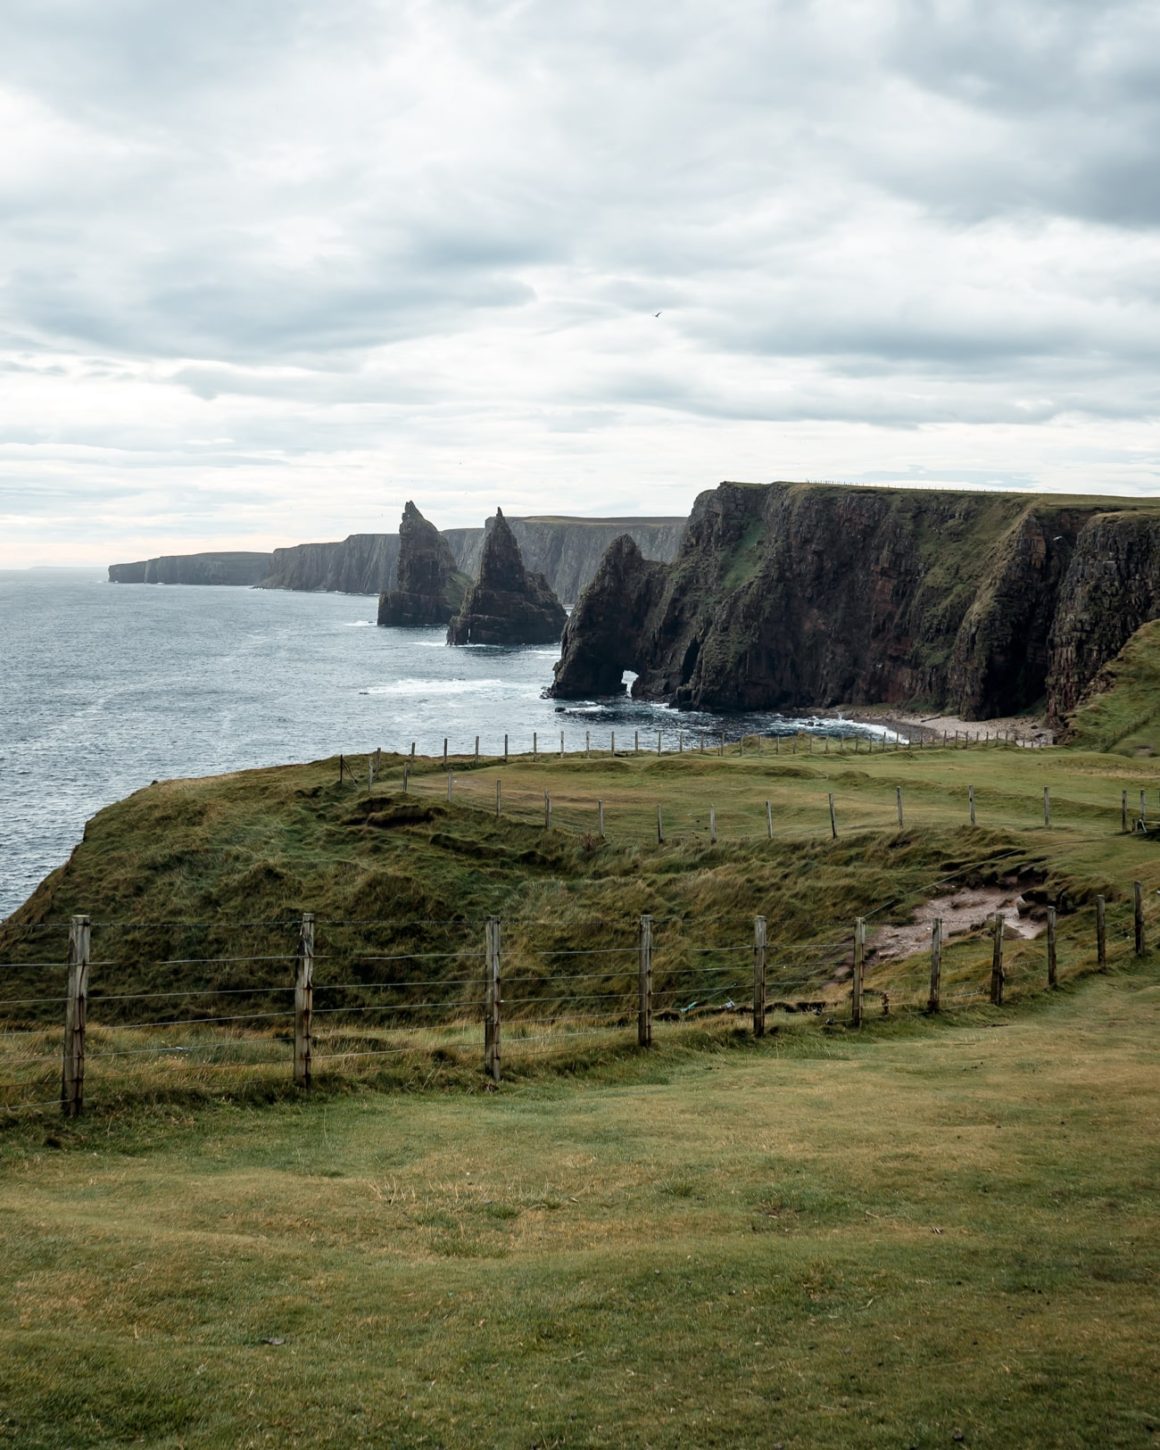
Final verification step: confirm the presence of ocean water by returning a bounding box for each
[0,569,884,919]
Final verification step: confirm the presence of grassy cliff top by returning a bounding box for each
[1067,619,1160,755]
[3,736,1158,1016]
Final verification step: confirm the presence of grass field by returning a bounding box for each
[2,733,1159,1444]
[1,963,1156,1448]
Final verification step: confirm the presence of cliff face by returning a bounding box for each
[377,503,471,627]
[108,552,272,585]
[261,535,401,594]
[1047,513,1160,717]
[258,517,684,601]
[552,537,670,693]
[549,481,1160,722]
[450,518,686,606]
[448,510,568,645]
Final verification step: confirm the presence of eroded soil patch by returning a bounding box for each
[870,884,1047,961]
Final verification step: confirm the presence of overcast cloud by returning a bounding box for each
[2,0,1158,565]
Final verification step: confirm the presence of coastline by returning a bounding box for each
[818,704,1055,747]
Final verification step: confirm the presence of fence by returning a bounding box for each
[349,726,1034,789]
[1,882,1150,1118]
[388,760,1160,847]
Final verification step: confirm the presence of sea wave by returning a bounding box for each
[362,677,505,696]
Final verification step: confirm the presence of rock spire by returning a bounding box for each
[377,502,471,627]
[447,509,567,646]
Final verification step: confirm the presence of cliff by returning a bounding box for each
[377,502,471,627]
[108,552,272,586]
[447,510,567,645]
[549,481,1160,723]
[260,534,401,594]
[1063,619,1160,755]
[257,517,685,601]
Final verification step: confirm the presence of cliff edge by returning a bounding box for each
[549,481,1160,724]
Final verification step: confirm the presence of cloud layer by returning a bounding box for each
[2,0,1158,564]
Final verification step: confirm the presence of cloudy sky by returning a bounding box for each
[2,0,1159,567]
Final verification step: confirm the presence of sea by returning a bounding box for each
[0,568,888,919]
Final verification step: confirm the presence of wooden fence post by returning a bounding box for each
[990,913,1005,1004]
[495,778,502,817]
[533,731,538,760]
[928,918,942,1013]
[1043,787,1051,828]
[475,735,480,761]
[1135,881,1145,957]
[828,793,838,840]
[294,913,314,1089]
[969,785,976,826]
[638,914,653,1047]
[896,787,904,830]
[634,729,639,754]
[1121,790,1128,833]
[657,729,663,755]
[544,791,552,830]
[443,738,448,769]
[446,772,453,802]
[753,915,766,1039]
[61,913,90,1118]
[338,753,345,785]
[484,917,501,1083]
[367,753,375,792]
[851,918,865,1027]
[709,807,717,845]
[503,733,508,763]
[1096,895,1107,970]
[1046,906,1057,987]
[611,731,616,756]
[765,800,773,839]
[678,731,684,753]
[598,800,605,838]
[586,730,590,758]
[402,762,409,796]
[559,730,565,757]
[656,806,664,844]
[1140,790,1148,830]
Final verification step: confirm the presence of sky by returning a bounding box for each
[2,0,1159,567]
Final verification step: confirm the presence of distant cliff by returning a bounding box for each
[259,517,685,603]
[549,481,1160,724]
[108,552,272,586]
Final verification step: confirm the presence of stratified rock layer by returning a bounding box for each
[448,510,568,646]
[549,481,1160,723]
[377,503,471,627]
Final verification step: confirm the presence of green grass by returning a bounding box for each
[3,728,1160,1443]
[1067,620,1160,756]
[3,737,1158,1029]
[0,964,1156,1447]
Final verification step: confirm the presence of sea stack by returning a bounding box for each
[377,502,471,627]
[549,535,669,696]
[447,509,567,646]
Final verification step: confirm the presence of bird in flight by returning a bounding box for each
[654,311,662,317]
